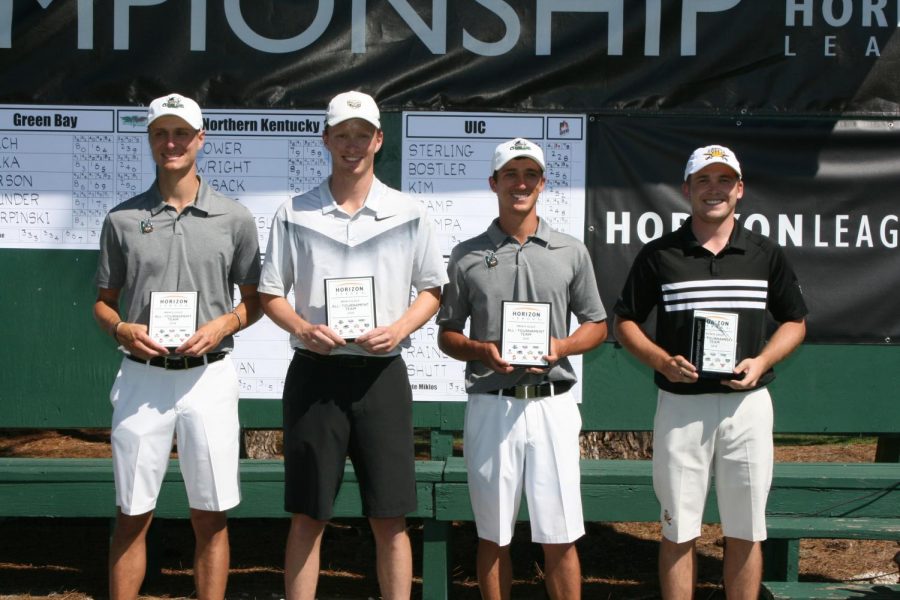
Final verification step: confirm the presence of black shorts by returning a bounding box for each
[282,349,416,520]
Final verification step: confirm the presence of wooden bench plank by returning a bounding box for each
[762,581,900,599]
[0,458,444,518]
[443,458,900,488]
[763,516,900,582]
[767,517,900,539]
[0,458,116,482]
[771,463,900,488]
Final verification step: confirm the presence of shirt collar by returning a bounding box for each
[486,217,554,249]
[319,176,394,218]
[148,176,221,216]
[678,216,747,253]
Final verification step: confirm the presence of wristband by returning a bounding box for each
[231,310,243,332]
[110,320,124,339]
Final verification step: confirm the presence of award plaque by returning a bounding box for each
[690,309,740,379]
[325,276,376,341]
[500,301,552,367]
[148,291,199,348]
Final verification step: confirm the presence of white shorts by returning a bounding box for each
[652,387,773,543]
[464,390,584,546]
[110,356,241,516]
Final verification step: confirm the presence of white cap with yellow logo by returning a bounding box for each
[684,145,742,181]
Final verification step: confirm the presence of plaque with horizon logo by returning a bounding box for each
[148,291,199,349]
[690,309,740,379]
[324,276,377,341]
[501,301,552,367]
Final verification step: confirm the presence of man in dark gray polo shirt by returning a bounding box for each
[93,93,261,600]
[437,138,607,600]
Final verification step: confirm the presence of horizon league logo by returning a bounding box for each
[783,0,899,57]
[0,0,831,57]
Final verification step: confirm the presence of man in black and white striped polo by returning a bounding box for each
[614,145,808,600]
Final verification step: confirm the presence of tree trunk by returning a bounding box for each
[579,431,653,460]
[243,429,283,459]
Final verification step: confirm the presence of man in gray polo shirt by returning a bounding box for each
[437,138,607,600]
[259,91,446,600]
[94,93,261,600]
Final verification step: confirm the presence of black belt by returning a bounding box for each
[126,352,227,370]
[294,348,394,367]
[492,380,573,400]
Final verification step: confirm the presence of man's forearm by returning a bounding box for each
[438,328,488,363]
[234,285,262,330]
[259,293,306,336]
[757,319,806,371]
[391,287,441,339]
[557,321,608,358]
[614,317,671,373]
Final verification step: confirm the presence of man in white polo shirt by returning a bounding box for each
[94,93,262,600]
[258,91,447,600]
[437,138,607,600]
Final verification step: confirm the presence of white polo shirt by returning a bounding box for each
[259,177,447,356]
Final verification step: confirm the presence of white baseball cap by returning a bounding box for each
[491,138,546,173]
[684,145,742,181]
[326,91,381,129]
[147,93,203,130]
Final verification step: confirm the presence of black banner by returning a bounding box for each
[0,1,898,115]
[586,116,900,344]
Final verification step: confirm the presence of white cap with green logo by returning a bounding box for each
[147,93,203,130]
[491,138,546,173]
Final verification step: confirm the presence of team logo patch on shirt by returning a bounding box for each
[484,251,498,269]
[140,220,154,234]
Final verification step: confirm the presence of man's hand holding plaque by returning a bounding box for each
[690,309,741,379]
[148,291,199,350]
[324,276,377,342]
[500,301,552,367]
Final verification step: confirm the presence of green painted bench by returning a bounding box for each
[0,457,444,519]
[762,463,900,580]
[425,458,900,598]
[761,582,900,599]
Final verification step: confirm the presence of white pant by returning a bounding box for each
[652,387,774,543]
[464,390,584,546]
[110,356,241,515]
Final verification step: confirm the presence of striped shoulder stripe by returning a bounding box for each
[664,300,767,312]
[661,279,767,291]
[661,279,768,312]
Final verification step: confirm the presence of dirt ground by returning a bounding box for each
[0,430,897,599]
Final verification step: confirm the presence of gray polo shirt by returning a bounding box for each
[437,218,607,393]
[95,177,261,353]
[258,177,448,356]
